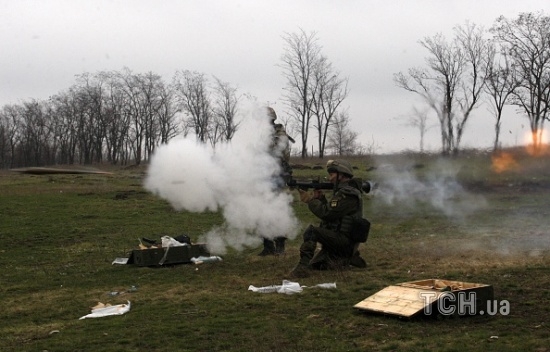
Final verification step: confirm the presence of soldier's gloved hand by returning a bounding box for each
[313,189,323,199]
[298,189,313,203]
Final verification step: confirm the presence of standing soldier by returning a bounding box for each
[258,106,294,256]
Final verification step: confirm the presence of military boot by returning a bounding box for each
[274,237,286,255]
[350,251,367,268]
[289,263,310,278]
[258,238,276,256]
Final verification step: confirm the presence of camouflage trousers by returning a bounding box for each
[298,225,355,270]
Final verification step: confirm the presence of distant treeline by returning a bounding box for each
[0,68,244,169]
[3,11,548,168]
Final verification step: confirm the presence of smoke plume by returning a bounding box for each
[373,156,550,256]
[143,106,299,254]
[373,159,488,220]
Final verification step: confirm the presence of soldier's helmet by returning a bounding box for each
[266,107,277,121]
[326,159,354,177]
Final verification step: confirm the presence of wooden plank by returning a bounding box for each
[399,279,490,291]
[354,286,442,317]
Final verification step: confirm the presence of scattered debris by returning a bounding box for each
[112,258,129,265]
[191,256,223,264]
[120,235,210,267]
[106,286,138,296]
[79,301,131,320]
[161,236,187,247]
[248,281,337,294]
[309,283,337,289]
[249,280,303,294]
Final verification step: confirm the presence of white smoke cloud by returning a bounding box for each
[373,159,488,220]
[143,106,299,254]
[372,158,550,257]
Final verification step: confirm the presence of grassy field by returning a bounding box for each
[1,149,549,352]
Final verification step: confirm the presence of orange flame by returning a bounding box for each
[491,152,519,173]
[524,129,549,156]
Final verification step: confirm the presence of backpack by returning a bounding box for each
[350,217,371,243]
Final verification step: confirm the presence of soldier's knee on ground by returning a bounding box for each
[300,240,317,253]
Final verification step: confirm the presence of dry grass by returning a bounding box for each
[1,149,550,351]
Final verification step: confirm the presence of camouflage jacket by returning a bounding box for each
[307,178,363,234]
[271,123,292,175]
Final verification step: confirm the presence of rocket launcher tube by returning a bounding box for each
[287,177,373,194]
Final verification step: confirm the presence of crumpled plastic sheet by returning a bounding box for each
[161,236,187,247]
[190,256,223,264]
[79,301,131,320]
[248,280,337,294]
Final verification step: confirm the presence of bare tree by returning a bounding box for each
[394,22,489,155]
[394,33,463,155]
[310,56,349,158]
[211,76,240,145]
[102,72,131,164]
[280,29,322,158]
[133,71,168,161]
[0,104,21,168]
[402,105,432,153]
[74,72,108,164]
[491,12,550,152]
[454,22,491,151]
[173,70,212,143]
[326,111,358,156]
[484,42,520,151]
[156,81,180,145]
[115,68,149,164]
[50,88,82,165]
[18,100,52,166]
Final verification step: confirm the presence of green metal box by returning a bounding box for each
[128,244,210,267]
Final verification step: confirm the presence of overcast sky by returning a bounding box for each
[1,0,549,154]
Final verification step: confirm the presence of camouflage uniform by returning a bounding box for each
[290,160,367,277]
[258,107,293,256]
[271,122,293,187]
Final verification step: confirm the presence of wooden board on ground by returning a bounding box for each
[354,279,494,318]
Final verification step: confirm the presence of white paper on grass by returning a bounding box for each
[112,257,129,265]
[248,281,337,294]
[190,256,223,264]
[249,280,302,294]
[79,301,131,320]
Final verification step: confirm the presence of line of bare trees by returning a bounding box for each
[395,11,550,155]
[0,28,365,169]
[0,68,241,168]
[2,11,545,168]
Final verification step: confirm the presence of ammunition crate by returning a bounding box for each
[354,279,494,318]
[128,244,210,267]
